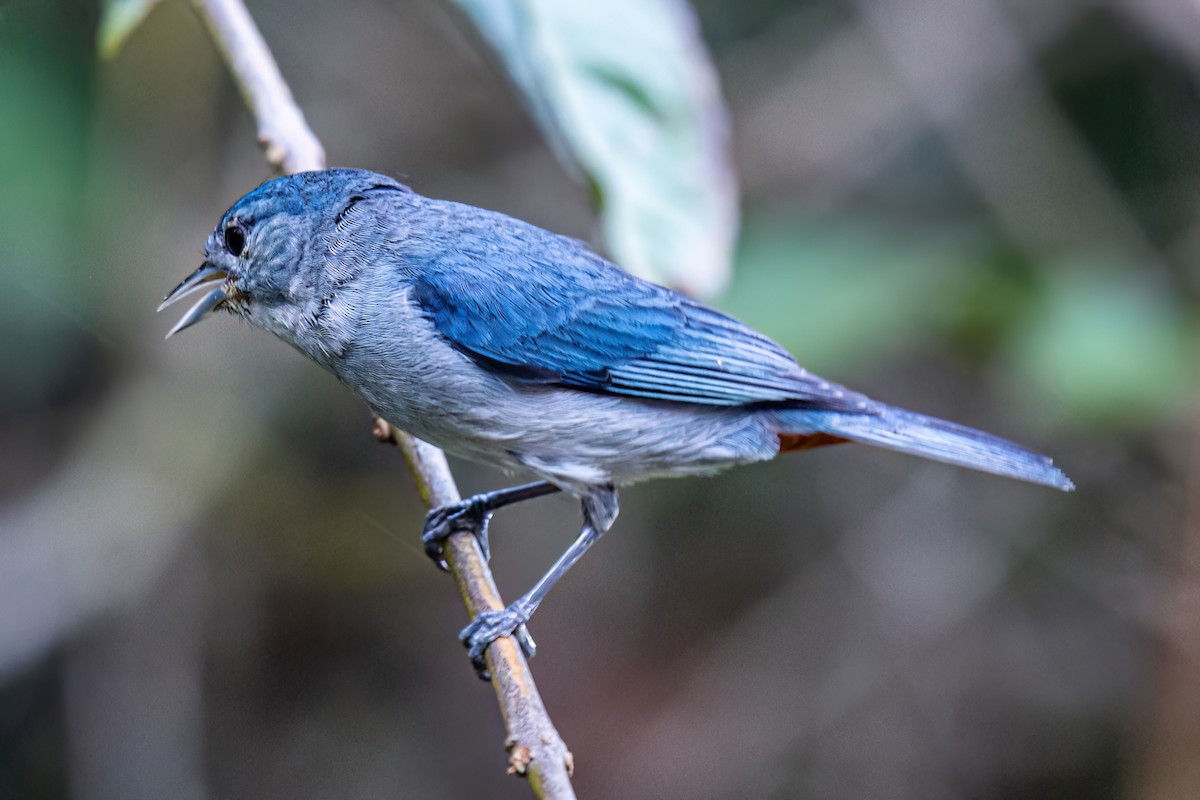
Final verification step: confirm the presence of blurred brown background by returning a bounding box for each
[2,0,1198,797]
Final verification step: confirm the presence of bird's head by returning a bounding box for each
[160,169,407,340]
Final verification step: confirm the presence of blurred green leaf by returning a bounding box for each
[720,218,972,372]
[453,0,738,297]
[1006,267,1192,426]
[97,0,162,60]
[0,45,97,411]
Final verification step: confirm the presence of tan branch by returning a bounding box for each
[190,1,575,794]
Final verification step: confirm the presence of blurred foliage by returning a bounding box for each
[727,219,1196,428]
[721,217,970,372]
[1042,8,1200,254]
[1007,265,1193,427]
[0,3,100,418]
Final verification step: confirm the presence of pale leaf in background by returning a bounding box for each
[453,0,738,298]
[97,0,163,59]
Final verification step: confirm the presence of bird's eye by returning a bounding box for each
[224,223,247,257]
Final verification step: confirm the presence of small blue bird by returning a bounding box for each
[161,169,1072,675]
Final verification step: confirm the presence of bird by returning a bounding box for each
[160,168,1073,676]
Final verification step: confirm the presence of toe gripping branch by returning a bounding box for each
[422,494,495,570]
[449,485,617,680]
[421,481,564,679]
[421,481,562,570]
[422,480,618,680]
[460,602,539,678]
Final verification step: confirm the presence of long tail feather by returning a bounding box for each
[772,407,1074,491]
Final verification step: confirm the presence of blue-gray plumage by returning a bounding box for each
[161,168,1073,675]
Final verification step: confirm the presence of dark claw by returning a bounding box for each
[421,497,493,570]
[459,606,536,680]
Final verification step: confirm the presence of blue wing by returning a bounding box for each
[406,202,872,412]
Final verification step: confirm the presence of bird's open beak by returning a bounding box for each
[159,264,230,338]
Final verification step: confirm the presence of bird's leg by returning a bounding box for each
[460,523,601,678]
[460,486,618,679]
[422,480,561,570]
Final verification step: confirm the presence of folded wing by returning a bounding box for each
[407,213,873,413]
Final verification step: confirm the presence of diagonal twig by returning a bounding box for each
[190,0,324,174]
[189,0,575,794]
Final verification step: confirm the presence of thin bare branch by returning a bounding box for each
[191,1,574,794]
[191,0,325,173]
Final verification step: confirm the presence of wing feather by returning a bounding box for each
[369,194,874,412]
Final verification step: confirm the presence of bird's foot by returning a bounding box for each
[459,605,536,680]
[422,496,493,571]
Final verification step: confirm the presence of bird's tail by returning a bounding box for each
[769,406,1074,491]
